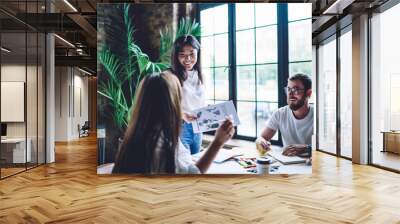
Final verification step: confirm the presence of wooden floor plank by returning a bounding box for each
[0,135,400,223]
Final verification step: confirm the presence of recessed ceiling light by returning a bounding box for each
[78,67,93,76]
[63,0,78,12]
[54,34,75,48]
[323,0,354,15]
[1,47,11,53]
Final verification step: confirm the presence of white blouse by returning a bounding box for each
[152,134,200,174]
[181,70,206,113]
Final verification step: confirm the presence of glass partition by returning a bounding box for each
[0,1,46,179]
[1,31,28,177]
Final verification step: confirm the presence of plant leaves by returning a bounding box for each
[99,7,201,131]
[158,17,201,64]
[98,47,122,86]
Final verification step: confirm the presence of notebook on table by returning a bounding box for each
[267,151,306,165]
[213,149,243,163]
[192,148,242,163]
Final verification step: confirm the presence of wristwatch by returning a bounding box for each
[306,144,312,155]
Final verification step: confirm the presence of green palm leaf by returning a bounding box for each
[159,18,201,64]
[123,4,136,82]
[98,47,122,86]
[176,18,201,39]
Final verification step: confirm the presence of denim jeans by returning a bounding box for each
[180,122,202,155]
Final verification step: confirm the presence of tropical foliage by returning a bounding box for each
[159,18,201,64]
[98,4,201,132]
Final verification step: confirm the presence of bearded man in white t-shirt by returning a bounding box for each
[256,73,313,157]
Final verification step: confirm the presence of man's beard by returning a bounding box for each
[288,96,306,111]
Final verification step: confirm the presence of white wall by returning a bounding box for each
[55,66,69,141]
[1,65,26,138]
[54,67,89,141]
[72,73,89,138]
[1,65,41,138]
[1,63,46,164]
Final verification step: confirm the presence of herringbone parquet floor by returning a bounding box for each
[1,135,400,223]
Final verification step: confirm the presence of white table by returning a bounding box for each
[1,138,31,163]
[97,146,312,175]
[195,146,312,175]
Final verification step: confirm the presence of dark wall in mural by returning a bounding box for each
[132,4,173,61]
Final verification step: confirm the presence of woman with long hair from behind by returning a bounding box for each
[112,72,234,174]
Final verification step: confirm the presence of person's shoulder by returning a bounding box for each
[269,106,289,120]
[307,104,314,115]
[163,68,176,76]
[275,105,290,115]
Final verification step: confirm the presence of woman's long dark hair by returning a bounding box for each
[112,72,182,174]
[170,34,203,85]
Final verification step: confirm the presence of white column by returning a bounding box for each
[312,45,317,150]
[46,1,55,163]
[352,14,369,164]
[46,33,55,163]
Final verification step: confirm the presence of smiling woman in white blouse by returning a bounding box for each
[170,35,206,155]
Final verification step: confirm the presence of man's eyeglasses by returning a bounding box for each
[284,87,304,95]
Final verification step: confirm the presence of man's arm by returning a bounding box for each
[255,127,277,153]
[256,108,280,153]
[260,127,277,142]
[282,144,311,157]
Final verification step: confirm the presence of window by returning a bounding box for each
[200,4,229,106]
[339,28,352,158]
[317,36,337,154]
[288,4,312,78]
[370,3,400,171]
[235,3,278,139]
[200,3,311,141]
[316,24,354,159]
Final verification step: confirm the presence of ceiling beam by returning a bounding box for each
[312,14,335,33]
[66,13,97,47]
[322,0,356,14]
[55,55,96,71]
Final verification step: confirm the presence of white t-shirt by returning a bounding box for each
[181,70,205,113]
[266,105,314,146]
[152,134,200,174]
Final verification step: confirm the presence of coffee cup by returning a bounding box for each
[256,157,274,174]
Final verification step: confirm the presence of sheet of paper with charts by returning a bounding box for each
[191,100,240,133]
